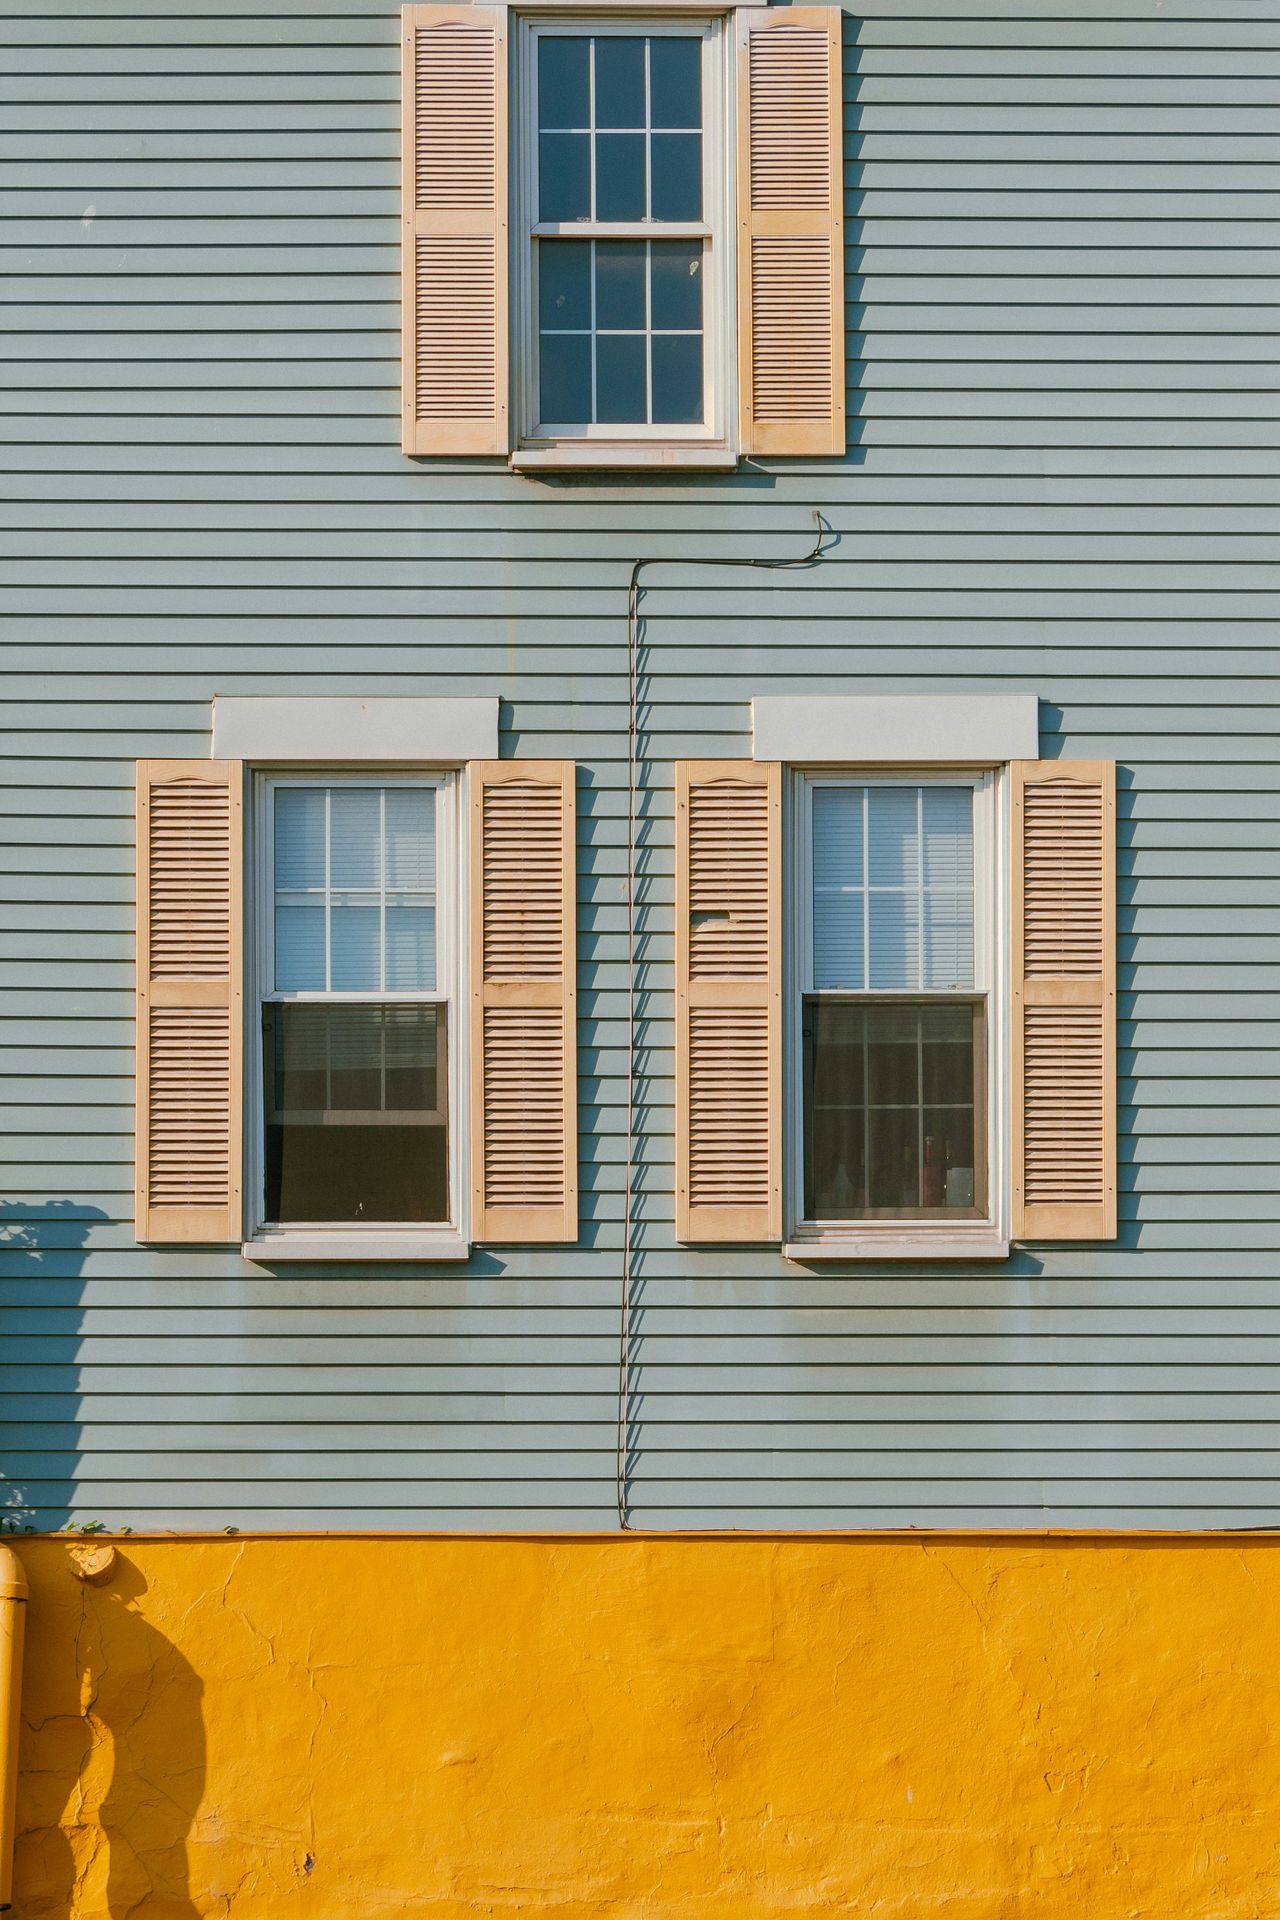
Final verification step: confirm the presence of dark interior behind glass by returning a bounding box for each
[264,1003,447,1224]
[803,999,985,1220]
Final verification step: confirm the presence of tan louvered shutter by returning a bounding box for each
[135,761,244,1244]
[402,3,508,455]
[1012,761,1117,1242]
[675,761,782,1243]
[736,7,844,457]
[470,762,577,1241]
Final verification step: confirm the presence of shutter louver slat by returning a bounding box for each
[1012,760,1117,1242]
[402,4,508,456]
[737,9,844,456]
[136,760,243,1245]
[470,762,577,1243]
[676,762,782,1243]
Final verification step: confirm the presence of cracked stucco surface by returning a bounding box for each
[10,1535,1280,1916]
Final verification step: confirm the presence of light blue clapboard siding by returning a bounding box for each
[1,0,1278,1528]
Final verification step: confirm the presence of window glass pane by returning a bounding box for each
[927,1108,976,1208]
[274,787,325,891]
[595,133,646,221]
[330,897,379,991]
[275,902,325,992]
[923,890,973,991]
[813,894,863,991]
[539,132,590,222]
[867,1106,918,1213]
[386,899,436,992]
[650,37,701,128]
[651,335,702,425]
[868,889,919,989]
[813,787,862,888]
[867,1004,919,1104]
[802,1001,866,1216]
[922,786,973,888]
[596,334,647,424]
[867,787,919,885]
[384,788,436,892]
[650,242,702,331]
[539,331,591,424]
[812,787,864,989]
[329,788,379,889]
[539,240,591,330]
[595,241,646,330]
[650,133,701,221]
[594,37,645,128]
[538,36,589,127]
[804,1001,979,1220]
[264,1004,448,1225]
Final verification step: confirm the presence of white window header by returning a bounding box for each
[751,694,1039,767]
[211,696,499,765]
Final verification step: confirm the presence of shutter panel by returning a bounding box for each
[675,761,782,1243]
[736,7,845,457]
[1012,760,1117,1242]
[136,760,244,1244]
[469,762,577,1242]
[402,3,509,456]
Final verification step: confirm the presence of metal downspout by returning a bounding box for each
[0,1546,28,1912]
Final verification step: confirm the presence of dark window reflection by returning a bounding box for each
[264,1003,447,1224]
[803,999,982,1220]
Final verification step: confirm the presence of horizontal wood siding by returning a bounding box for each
[1,0,1278,1526]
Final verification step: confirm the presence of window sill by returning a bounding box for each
[511,446,739,473]
[784,1231,1010,1263]
[242,1231,470,1264]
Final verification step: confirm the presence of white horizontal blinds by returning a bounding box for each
[469,762,578,1243]
[1012,760,1117,1243]
[135,760,244,1244]
[402,4,509,456]
[736,7,845,456]
[274,786,436,994]
[812,785,974,992]
[675,761,782,1243]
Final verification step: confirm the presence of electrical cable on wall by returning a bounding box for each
[617,510,835,1530]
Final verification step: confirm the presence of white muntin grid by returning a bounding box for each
[785,769,1009,1241]
[247,770,466,1238]
[514,14,731,446]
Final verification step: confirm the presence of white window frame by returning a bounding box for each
[784,767,1010,1260]
[512,13,736,453]
[243,768,469,1260]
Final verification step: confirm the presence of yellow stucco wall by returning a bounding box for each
[10,1532,1280,1917]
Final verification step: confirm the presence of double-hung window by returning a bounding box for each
[519,20,727,447]
[401,3,846,464]
[254,774,459,1238]
[135,740,581,1256]
[794,773,1001,1241]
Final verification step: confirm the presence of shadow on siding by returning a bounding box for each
[0,1198,107,1533]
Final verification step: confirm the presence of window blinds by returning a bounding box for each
[811,785,975,993]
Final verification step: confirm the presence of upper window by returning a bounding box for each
[517,19,728,447]
[253,775,459,1235]
[794,776,997,1231]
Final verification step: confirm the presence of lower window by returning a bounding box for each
[794,774,998,1235]
[803,999,986,1220]
[253,773,457,1234]
[263,1003,448,1224]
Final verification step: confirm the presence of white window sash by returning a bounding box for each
[513,14,734,449]
[786,768,1008,1244]
[248,769,466,1238]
